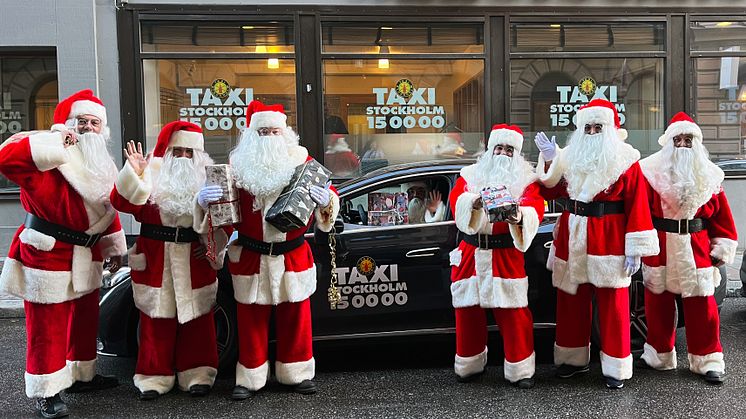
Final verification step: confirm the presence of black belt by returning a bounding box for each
[24,213,102,248]
[236,233,305,256]
[140,223,200,243]
[463,233,514,250]
[653,217,707,235]
[559,199,625,217]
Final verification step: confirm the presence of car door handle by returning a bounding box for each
[544,240,553,249]
[405,247,440,258]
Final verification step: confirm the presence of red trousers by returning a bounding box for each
[554,284,632,380]
[454,305,535,382]
[134,311,218,394]
[642,290,724,374]
[24,290,99,398]
[235,299,314,390]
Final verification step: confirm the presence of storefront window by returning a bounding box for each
[510,22,665,53]
[141,21,294,54]
[691,21,746,52]
[0,53,58,192]
[322,23,483,54]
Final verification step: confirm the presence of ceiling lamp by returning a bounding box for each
[378,45,390,69]
[267,58,280,69]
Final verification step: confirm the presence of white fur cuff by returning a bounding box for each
[455,192,486,235]
[625,229,660,258]
[19,228,56,251]
[67,359,96,383]
[688,352,724,375]
[236,361,270,391]
[275,358,315,385]
[455,347,488,378]
[710,237,738,265]
[509,206,540,252]
[133,374,176,394]
[640,343,677,370]
[504,351,535,383]
[115,162,152,206]
[28,131,68,172]
[176,366,217,391]
[25,367,73,398]
[315,193,340,233]
[600,351,633,380]
[536,148,564,188]
[100,231,127,258]
[425,201,446,223]
[554,343,590,367]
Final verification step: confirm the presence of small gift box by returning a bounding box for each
[205,164,241,227]
[265,159,332,232]
[480,185,518,223]
[368,192,409,226]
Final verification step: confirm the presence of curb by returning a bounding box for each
[0,300,24,319]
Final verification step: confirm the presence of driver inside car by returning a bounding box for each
[402,181,446,224]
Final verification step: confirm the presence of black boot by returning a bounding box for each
[456,370,484,383]
[511,377,535,389]
[139,390,160,401]
[66,374,119,393]
[604,376,624,389]
[231,385,254,401]
[703,370,724,384]
[189,384,211,397]
[555,364,590,379]
[293,379,317,395]
[35,394,69,419]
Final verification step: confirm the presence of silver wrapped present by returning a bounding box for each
[265,159,332,232]
[205,164,242,227]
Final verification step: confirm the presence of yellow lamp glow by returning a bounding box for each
[255,45,268,53]
[267,58,280,69]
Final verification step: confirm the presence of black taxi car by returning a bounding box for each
[97,159,727,371]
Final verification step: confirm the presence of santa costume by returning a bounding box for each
[0,89,126,400]
[536,99,659,385]
[195,100,339,397]
[638,112,737,382]
[324,134,360,177]
[449,124,544,386]
[110,121,229,398]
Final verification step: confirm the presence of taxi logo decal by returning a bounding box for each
[210,78,231,99]
[395,79,415,99]
[356,256,376,276]
[578,77,597,97]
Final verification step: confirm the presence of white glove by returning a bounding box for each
[624,256,641,277]
[310,182,332,207]
[197,185,223,209]
[534,132,557,161]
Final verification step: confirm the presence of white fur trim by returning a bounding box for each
[576,106,615,130]
[236,361,270,391]
[28,131,68,171]
[536,148,565,188]
[641,343,677,370]
[232,260,317,306]
[170,130,204,151]
[554,343,590,367]
[710,237,738,265]
[99,230,127,258]
[487,128,524,154]
[67,359,96,382]
[18,228,56,251]
[0,257,101,304]
[617,128,628,141]
[25,366,73,398]
[248,111,287,131]
[315,193,340,233]
[659,120,703,146]
[450,274,529,309]
[70,100,107,126]
[504,351,535,383]
[425,201,446,223]
[688,352,724,375]
[71,245,102,294]
[454,347,488,378]
[600,351,633,380]
[643,264,720,298]
[132,281,177,319]
[275,357,315,385]
[133,374,175,394]
[509,206,540,252]
[455,191,487,235]
[176,366,217,391]
[115,162,152,206]
[51,123,68,132]
[128,245,147,271]
[551,258,578,295]
[449,248,462,267]
[192,198,210,234]
[625,229,660,258]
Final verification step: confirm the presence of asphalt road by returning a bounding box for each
[1,298,745,418]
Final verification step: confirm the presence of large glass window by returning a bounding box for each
[321,22,485,178]
[141,21,294,54]
[510,22,665,53]
[0,52,58,192]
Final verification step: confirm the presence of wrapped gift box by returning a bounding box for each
[480,185,518,223]
[205,164,242,227]
[265,159,332,232]
[368,192,409,226]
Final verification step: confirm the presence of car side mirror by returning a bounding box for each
[334,217,345,233]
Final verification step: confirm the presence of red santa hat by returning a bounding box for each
[152,121,204,158]
[53,89,108,127]
[658,111,703,146]
[575,98,628,141]
[327,134,352,152]
[246,100,287,131]
[487,124,524,154]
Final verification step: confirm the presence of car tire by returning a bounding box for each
[215,284,238,374]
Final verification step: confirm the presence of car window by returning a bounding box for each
[340,176,450,227]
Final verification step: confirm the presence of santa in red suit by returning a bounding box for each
[638,112,737,384]
[110,121,229,400]
[448,124,544,389]
[0,89,126,417]
[324,134,360,177]
[534,99,659,389]
[196,100,339,400]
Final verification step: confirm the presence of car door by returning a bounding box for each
[310,172,459,339]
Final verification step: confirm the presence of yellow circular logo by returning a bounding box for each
[211,79,231,99]
[357,257,376,276]
[578,77,596,97]
[395,79,415,99]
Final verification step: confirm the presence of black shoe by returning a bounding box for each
[138,390,160,401]
[512,377,535,389]
[231,385,254,401]
[555,364,590,379]
[35,394,68,419]
[293,379,317,395]
[456,370,484,383]
[604,376,624,389]
[189,384,211,397]
[66,374,119,393]
[703,370,724,384]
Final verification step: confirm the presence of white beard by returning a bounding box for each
[231,127,303,210]
[561,128,638,201]
[150,151,209,219]
[70,132,118,204]
[408,197,426,224]
[466,152,536,198]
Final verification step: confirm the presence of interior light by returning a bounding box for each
[255,45,268,53]
[267,58,280,69]
[550,24,562,28]
[378,45,390,69]
[381,26,393,30]
[242,26,255,30]
[716,22,733,27]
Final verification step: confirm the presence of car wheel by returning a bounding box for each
[215,284,238,374]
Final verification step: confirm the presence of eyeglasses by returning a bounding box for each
[257,127,282,136]
[493,144,515,156]
[77,117,101,128]
[584,123,603,134]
